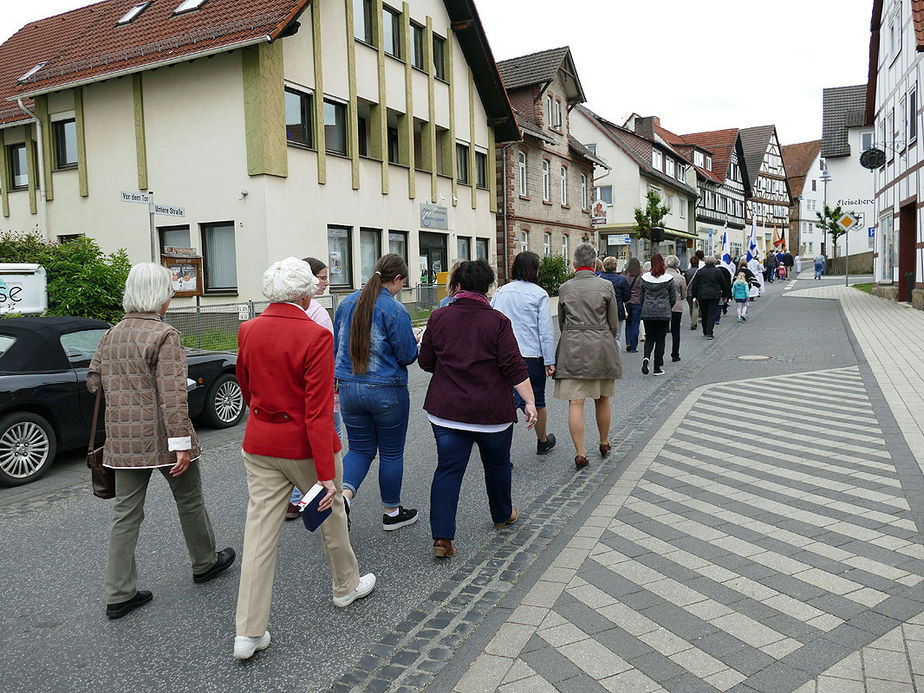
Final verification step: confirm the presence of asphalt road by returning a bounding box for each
[0,273,864,692]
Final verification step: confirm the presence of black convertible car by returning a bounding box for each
[0,316,245,486]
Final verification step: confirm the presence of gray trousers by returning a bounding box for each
[105,462,217,602]
[687,295,698,327]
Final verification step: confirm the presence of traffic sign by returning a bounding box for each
[835,212,859,232]
[868,226,875,238]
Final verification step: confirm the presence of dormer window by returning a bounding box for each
[693,150,704,168]
[118,2,150,24]
[18,62,46,84]
[652,149,663,170]
[705,154,712,171]
[174,0,207,15]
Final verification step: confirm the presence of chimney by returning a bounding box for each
[635,116,660,140]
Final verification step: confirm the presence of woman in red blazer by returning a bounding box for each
[232,257,375,661]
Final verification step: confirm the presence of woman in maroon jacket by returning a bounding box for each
[419,260,538,558]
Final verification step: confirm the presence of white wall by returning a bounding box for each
[826,127,876,258]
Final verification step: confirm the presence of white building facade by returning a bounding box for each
[0,0,518,305]
[868,0,923,299]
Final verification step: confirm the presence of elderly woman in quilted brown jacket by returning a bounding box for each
[88,263,234,620]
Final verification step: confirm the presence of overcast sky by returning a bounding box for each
[1,0,873,145]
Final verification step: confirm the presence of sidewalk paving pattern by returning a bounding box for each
[451,285,924,693]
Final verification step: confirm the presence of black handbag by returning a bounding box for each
[86,388,115,499]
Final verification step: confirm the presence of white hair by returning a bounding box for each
[665,254,680,269]
[262,257,319,302]
[573,243,597,268]
[123,262,172,313]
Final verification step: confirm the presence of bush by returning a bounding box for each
[537,254,574,297]
[0,232,130,323]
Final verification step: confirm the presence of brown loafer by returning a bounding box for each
[599,442,611,458]
[494,508,518,529]
[433,539,455,558]
[575,455,589,469]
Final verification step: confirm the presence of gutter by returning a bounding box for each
[501,142,515,284]
[11,36,272,101]
[16,98,49,242]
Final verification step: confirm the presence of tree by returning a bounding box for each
[0,232,130,322]
[537,254,574,297]
[815,205,854,258]
[634,189,669,240]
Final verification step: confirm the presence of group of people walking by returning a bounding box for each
[87,240,783,661]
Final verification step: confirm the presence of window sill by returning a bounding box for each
[411,65,428,75]
[384,52,405,66]
[561,204,571,210]
[458,181,472,188]
[542,200,553,206]
[476,185,489,191]
[287,140,316,152]
[9,187,28,192]
[326,150,351,161]
[435,76,450,86]
[519,195,530,201]
[55,164,78,172]
[354,38,378,51]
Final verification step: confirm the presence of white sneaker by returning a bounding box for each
[332,573,376,608]
[233,631,271,660]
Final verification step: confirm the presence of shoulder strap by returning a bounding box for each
[88,387,102,452]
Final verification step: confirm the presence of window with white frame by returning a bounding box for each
[888,108,895,160]
[560,166,568,205]
[680,199,687,218]
[705,154,712,171]
[901,95,907,149]
[861,131,874,151]
[542,160,551,201]
[693,150,704,168]
[665,158,674,178]
[652,149,662,170]
[520,229,529,252]
[518,151,527,196]
[201,222,238,292]
[561,234,569,259]
[595,185,613,204]
[546,95,553,127]
[328,226,353,287]
[543,233,551,257]
[581,173,588,209]
[664,194,673,211]
[554,101,562,130]
[910,85,918,142]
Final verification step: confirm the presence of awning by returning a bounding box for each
[664,228,699,241]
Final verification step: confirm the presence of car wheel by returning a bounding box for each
[0,412,57,486]
[202,373,245,428]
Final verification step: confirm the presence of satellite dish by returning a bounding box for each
[860,148,886,169]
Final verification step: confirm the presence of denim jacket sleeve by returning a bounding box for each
[388,302,419,367]
[537,292,555,365]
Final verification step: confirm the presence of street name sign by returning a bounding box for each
[120,191,152,204]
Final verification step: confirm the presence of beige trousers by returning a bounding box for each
[235,450,359,637]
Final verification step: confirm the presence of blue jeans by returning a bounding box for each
[625,303,643,350]
[815,262,824,279]
[339,381,410,507]
[430,424,513,540]
[290,411,342,505]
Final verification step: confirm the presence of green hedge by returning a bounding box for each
[0,232,130,323]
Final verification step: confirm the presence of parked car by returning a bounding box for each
[0,316,245,486]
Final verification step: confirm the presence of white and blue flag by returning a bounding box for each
[721,221,731,265]
[746,216,759,262]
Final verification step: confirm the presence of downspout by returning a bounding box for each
[17,98,49,241]
[501,142,514,284]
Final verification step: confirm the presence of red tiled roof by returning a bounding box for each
[915,1,924,51]
[676,128,740,185]
[780,140,821,199]
[0,0,308,126]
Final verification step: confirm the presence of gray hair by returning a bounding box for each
[262,257,318,302]
[704,255,717,265]
[573,243,597,269]
[665,254,680,269]
[123,262,172,313]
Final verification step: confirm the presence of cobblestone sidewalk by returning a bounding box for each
[448,286,924,692]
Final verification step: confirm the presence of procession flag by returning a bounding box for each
[747,215,759,262]
[721,221,731,265]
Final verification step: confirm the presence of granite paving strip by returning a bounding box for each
[451,365,924,692]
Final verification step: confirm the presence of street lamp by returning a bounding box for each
[820,162,831,259]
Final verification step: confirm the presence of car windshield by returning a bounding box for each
[0,335,15,361]
[59,329,107,367]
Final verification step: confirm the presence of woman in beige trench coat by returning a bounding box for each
[553,243,623,470]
